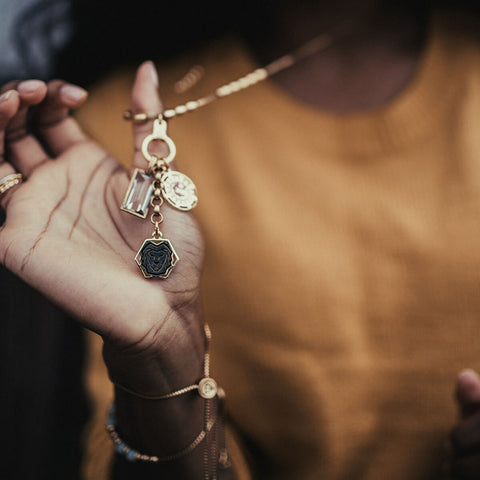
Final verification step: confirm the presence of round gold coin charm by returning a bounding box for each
[198,377,218,399]
[161,171,198,211]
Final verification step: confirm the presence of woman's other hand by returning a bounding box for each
[450,369,480,479]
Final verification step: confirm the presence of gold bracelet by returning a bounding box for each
[113,325,218,400]
[114,381,206,399]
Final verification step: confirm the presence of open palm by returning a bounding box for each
[0,63,205,391]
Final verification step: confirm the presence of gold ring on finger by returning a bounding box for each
[0,173,23,197]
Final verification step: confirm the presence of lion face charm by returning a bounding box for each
[135,238,179,279]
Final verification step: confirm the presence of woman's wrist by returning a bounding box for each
[104,323,231,479]
[112,385,231,479]
[113,384,206,478]
[102,308,205,396]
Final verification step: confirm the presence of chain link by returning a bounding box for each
[148,157,169,238]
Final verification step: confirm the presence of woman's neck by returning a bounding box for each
[252,1,429,112]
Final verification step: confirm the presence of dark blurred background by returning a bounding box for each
[3,0,479,86]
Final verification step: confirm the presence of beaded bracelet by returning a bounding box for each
[106,402,216,462]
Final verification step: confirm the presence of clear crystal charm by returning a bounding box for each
[121,169,155,218]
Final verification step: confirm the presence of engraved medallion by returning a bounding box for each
[135,238,179,279]
[198,377,218,399]
[121,169,155,218]
[161,171,198,211]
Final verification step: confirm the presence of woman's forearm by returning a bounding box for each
[104,322,232,479]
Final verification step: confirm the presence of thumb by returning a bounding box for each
[130,61,167,170]
[456,369,480,418]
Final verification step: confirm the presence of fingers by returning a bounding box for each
[0,89,20,161]
[1,80,50,176]
[456,370,480,419]
[0,78,89,178]
[35,80,89,155]
[2,80,46,142]
[131,61,167,170]
[0,90,24,210]
[448,371,480,479]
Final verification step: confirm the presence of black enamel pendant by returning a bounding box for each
[135,238,179,279]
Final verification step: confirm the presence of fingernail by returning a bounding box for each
[18,79,44,94]
[61,84,88,101]
[459,369,479,381]
[0,90,15,102]
[147,61,158,87]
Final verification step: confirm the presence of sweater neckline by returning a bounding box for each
[226,15,464,157]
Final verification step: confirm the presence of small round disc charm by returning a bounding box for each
[198,377,218,399]
[161,171,198,211]
[135,238,179,279]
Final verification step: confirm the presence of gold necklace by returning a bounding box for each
[124,32,333,123]
[121,32,335,280]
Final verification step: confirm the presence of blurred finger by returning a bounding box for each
[0,90,23,211]
[130,61,167,170]
[0,89,20,161]
[2,80,46,142]
[2,80,51,176]
[35,79,89,156]
[456,370,480,419]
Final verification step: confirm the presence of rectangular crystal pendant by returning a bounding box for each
[121,168,154,218]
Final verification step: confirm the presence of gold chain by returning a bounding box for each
[124,33,334,123]
[148,158,169,238]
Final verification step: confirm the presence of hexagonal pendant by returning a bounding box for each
[135,238,179,279]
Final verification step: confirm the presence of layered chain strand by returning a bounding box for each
[123,33,334,124]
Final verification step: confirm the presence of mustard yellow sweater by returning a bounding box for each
[77,16,480,480]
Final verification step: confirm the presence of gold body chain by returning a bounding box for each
[114,29,337,480]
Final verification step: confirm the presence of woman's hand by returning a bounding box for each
[449,370,480,479]
[0,62,205,393]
